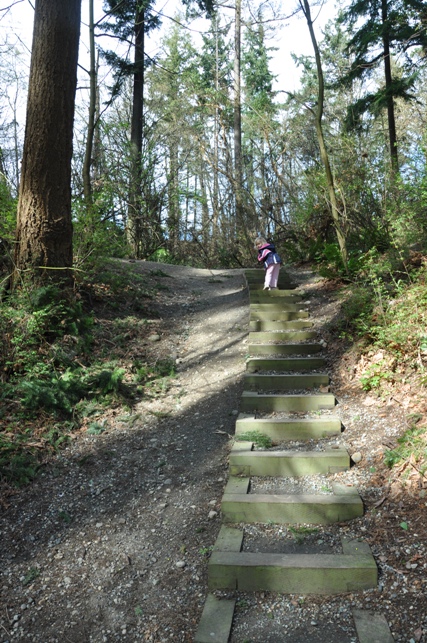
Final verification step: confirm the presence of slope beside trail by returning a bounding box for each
[0,261,426,643]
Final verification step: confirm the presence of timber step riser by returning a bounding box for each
[243,374,329,390]
[221,493,363,525]
[250,303,309,312]
[208,551,377,594]
[240,392,335,412]
[246,357,326,371]
[249,320,313,331]
[235,416,342,441]
[250,311,310,321]
[248,331,317,342]
[230,441,350,477]
[248,344,323,355]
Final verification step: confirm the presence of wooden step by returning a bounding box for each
[235,414,342,441]
[248,330,317,343]
[194,594,235,643]
[240,391,335,413]
[229,442,349,476]
[250,302,308,312]
[222,487,363,525]
[250,310,310,321]
[246,356,326,372]
[250,294,303,303]
[250,290,302,299]
[247,283,295,291]
[208,538,377,594]
[243,373,329,390]
[248,343,323,356]
[249,320,313,331]
[352,609,395,643]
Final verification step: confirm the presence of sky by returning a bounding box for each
[0,0,338,93]
[0,0,342,142]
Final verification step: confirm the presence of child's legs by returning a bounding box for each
[264,264,275,288]
[269,264,281,288]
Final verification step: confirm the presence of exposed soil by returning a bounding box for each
[1,261,426,643]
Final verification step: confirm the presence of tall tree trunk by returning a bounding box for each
[127,7,145,257]
[14,0,82,287]
[381,0,398,173]
[300,0,348,271]
[83,0,96,207]
[212,14,220,253]
[234,0,243,234]
[167,143,180,252]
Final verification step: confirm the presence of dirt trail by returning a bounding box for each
[1,262,426,642]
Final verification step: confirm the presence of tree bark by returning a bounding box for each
[83,0,97,207]
[127,6,145,257]
[300,0,348,271]
[234,0,243,234]
[381,0,398,173]
[14,0,81,287]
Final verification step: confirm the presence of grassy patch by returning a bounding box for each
[235,431,273,449]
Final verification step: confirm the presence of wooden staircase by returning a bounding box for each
[195,269,393,643]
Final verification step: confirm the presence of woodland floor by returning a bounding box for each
[0,261,426,643]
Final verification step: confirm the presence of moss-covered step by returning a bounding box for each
[250,310,310,321]
[248,343,323,356]
[229,443,349,476]
[249,319,313,332]
[246,356,326,372]
[240,391,335,412]
[243,373,329,391]
[249,293,303,303]
[250,302,308,312]
[194,593,236,643]
[352,609,395,643]
[208,540,377,594]
[221,486,363,525]
[249,288,297,296]
[248,330,317,343]
[248,284,296,292]
[235,414,342,441]
[240,392,333,412]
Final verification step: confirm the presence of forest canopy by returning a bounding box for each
[0,0,424,274]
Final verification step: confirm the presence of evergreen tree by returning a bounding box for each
[340,0,427,172]
[242,10,277,234]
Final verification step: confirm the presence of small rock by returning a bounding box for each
[351,452,362,463]
[176,561,186,568]
[208,510,218,519]
[148,334,161,342]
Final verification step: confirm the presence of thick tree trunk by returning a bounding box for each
[300,0,348,271]
[83,0,96,207]
[234,0,243,233]
[14,0,81,286]
[127,7,145,257]
[381,0,398,173]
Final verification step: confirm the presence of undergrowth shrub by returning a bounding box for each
[0,260,178,486]
[384,424,427,477]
